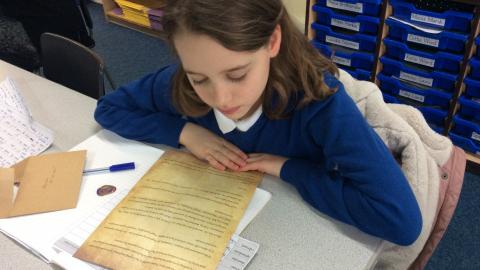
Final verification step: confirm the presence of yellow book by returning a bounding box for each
[116,0,166,14]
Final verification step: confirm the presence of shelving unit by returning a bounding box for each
[101,0,307,36]
[306,0,480,171]
[101,0,163,38]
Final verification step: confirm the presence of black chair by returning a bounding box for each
[0,0,95,50]
[0,5,41,71]
[40,32,115,99]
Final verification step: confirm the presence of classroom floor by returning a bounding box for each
[87,2,480,269]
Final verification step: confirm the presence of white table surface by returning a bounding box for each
[0,60,383,270]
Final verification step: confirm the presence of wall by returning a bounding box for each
[282,0,306,32]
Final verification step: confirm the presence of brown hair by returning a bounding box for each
[162,0,338,119]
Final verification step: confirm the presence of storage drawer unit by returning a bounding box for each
[390,0,473,33]
[344,68,372,81]
[312,23,377,52]
[452,116,480,145]
[469,58,480,80]
[377,73,452,110]
[316,0,382,16]
[312,41,375,70]
[313,5,380,34]
[380,57,458,91]
[385,17,469,53]
[384,38,463,74]
[450,133,480,155]
[418,107,448,134]
[464,77,480,101]
[458,97,480,122]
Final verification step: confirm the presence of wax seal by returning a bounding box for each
[96,185,116,196]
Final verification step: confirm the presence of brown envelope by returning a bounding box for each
[0,150,86,218]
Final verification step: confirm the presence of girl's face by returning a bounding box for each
[174,27,281,121]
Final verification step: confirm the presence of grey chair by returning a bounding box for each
[40,32,115,99]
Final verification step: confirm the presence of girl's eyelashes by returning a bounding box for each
[227,73,247,83]
[192,78,208,85]
[190,73,247,85]
[191,73,247,85]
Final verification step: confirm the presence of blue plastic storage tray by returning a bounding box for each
[312,23,377,52]
[313,5,380,34]
[464,77,480,100]
[385,18,468,53]
[458,96,480,122]
[418,107,447,134]
[377,73,452,110]
[383,38,463,74]
[382,92,400,104]
[469,58,480,80]
[476,36,480,59]
[380,57,458,91]
[312,41,375,70]
[449,133,480,155]
[452,116,480,145]
[316,0,382,16]
[343,68,371,81]
[390,0,473,33]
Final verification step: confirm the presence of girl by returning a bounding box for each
[95,0,422,248]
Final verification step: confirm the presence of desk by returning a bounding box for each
[0,60,383,270]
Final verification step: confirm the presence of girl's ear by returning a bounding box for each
[268,24,282,58]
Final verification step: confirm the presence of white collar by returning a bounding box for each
[214,106,263,134]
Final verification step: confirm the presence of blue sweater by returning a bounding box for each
[94,64,422,246]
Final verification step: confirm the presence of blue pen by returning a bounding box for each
[83,162,135,174]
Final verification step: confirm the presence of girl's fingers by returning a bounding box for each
[246,153,265,162]
[222,142,248,162]
[212,141,246,167]
[206,155,226,171]
[224,142,248,160]
[212,150,240,171]
[224,149,247,167]
[237,163,256,172]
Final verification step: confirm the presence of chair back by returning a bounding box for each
[40,32,104,99]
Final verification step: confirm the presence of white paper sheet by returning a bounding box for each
[0,130,269,270]
[53,187,268,270]
[0,77,53,168]
[219,235,259,270]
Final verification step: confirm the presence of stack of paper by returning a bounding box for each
[0,130,271,270]
[115,0,166,27]
[52,187,268,270]
[0,77,53,168]
[148,8,164,31]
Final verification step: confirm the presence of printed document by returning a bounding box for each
[0,131,270,270]
[74,150,263,270]
[0,77,53,168]
[53,188,266,270]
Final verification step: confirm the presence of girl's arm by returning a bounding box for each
[94,64,247,170]
[94,64,187,147]
[281,86,422,246]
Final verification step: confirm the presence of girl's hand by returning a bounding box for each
[239,153,288,177]
[179,123,247,171]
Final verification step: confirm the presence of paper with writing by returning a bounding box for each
[218,235,259,270]
[0,77,53,168]
[54,188,264,270]
[74,150,263,270]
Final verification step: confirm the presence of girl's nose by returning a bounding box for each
[212,84,232,107]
